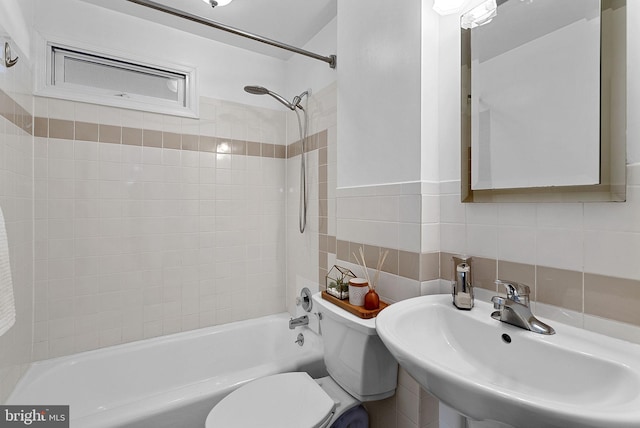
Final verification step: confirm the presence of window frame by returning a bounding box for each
[36,37,199,118]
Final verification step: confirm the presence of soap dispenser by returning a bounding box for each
[452,255,473,310]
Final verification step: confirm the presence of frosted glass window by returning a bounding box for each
[46,45,195,116]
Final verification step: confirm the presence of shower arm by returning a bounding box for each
[125,0,337,69]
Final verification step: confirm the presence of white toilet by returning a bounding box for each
[205,292,398,428]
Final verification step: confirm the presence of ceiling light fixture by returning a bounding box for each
[432,0,469,15]
[432,0,498,28]
[202,0,233,8]
[460,0,497,28]
[432,0,495,16]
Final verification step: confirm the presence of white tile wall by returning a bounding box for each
[33,97,288,359]
[0,38,34,402]
[336,183,424,253]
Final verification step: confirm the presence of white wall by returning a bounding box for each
[0,0,34,60]
[337,0,423,188]
[438,12,462,184]
[285,17,337,109]
[421,3,441,185]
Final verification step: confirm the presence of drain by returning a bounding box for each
[501,334,512,344]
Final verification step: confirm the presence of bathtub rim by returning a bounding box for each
[7,312,325,427]
[16,312,301,372]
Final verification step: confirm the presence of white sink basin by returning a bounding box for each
[376,295,640,428]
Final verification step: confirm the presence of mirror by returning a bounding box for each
[461,0,626,202]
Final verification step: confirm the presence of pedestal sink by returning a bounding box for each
[375,295,640,428]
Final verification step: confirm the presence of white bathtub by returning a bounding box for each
[7,313,326,428]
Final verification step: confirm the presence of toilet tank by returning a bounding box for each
[312,293,398,402]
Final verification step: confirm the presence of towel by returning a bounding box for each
[0,205,15,336]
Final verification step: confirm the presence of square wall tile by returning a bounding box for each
[536,203,583,229]
[466,224,497,259]
[420,252,439,281]
[536,266,582,312]
[497,225,536,264]
[585,274,640,326]
[472,256,497,291]
[584,230,640,278]
[536,228,583,271]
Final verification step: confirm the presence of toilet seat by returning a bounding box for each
[205,372,336,428]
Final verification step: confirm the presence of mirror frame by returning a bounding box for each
[461,0,626,203]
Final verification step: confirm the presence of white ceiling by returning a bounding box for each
[80,0,337,60]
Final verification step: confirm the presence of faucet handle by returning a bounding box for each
[491,296,505,310]
[495,279,530,305]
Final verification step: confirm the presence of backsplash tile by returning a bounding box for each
[470,256,496,291]
[585,274,640,326]
[537,266,582,312]
[497,260,535,295]
[398,250,420,281]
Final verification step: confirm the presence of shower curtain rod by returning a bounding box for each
[125,0,337,69]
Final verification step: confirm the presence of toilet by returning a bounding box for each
[205,292,398,428]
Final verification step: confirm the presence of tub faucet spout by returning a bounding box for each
[289,315,309,330]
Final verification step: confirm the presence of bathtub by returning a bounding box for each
[7,313,326,428]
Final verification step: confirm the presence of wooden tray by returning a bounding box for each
[321,291,389,319]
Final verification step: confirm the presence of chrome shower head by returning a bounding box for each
[244,85,297,110]
[244,85,270,95]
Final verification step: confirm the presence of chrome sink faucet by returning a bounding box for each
[288,315,309,330]
[491,280,555,335]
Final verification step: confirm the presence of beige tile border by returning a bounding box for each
[537,266,582,312]
[498,260,536,296]
[585,274,640,326]
[0,88,33,135]
[34,116,290,159]
[333,239,440,283]
[287,130,328,159]
[441,253,497,292]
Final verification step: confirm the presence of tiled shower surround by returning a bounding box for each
[0,42,34,401]
[33,96,289,359]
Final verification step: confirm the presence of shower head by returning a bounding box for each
[244,85,299,111]
[244,85,270,95]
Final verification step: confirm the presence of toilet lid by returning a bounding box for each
[206,372,336,428]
